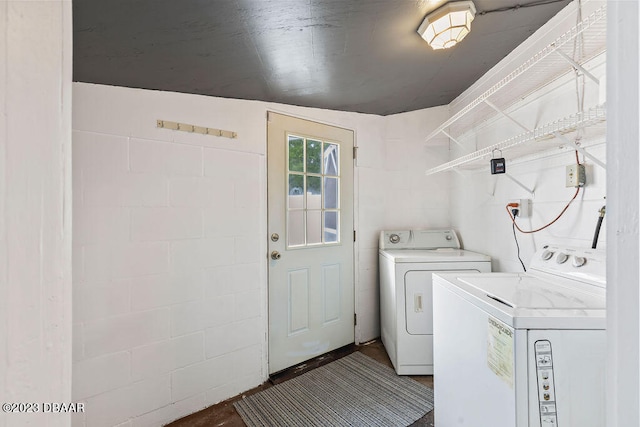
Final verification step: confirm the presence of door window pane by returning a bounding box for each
[306,211,322,245]
[288,210,305,246]
[288,174,305,209]
[306,139,322,174]
[323,177,338,209]
[307,176,321,209]
[324,211,338,243]
[323,143,339,176]
[289,137,304,172]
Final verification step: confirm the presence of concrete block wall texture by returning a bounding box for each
[1,2,73,426]
[72,112,265,425]
[72,83,451,425]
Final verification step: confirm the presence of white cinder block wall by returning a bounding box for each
[72,83,450,425]
[72,85,269,427]
[1,2,73,426]
[447,0,608,269]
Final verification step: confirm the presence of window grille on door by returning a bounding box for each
[287,135,340,248]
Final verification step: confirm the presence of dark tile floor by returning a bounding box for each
[167,340,434,427]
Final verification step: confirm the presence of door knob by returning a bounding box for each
[270,251,281,260]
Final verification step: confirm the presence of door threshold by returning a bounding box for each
[269,343,357,385]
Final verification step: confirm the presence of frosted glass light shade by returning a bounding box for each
[417,1,476,50]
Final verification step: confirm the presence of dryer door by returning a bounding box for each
[405,269,484,335]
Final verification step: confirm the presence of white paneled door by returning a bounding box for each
[267,112,355,374]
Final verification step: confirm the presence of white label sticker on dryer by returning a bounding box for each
[487,316,514,388]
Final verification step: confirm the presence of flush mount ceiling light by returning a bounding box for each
[418,1,476,50]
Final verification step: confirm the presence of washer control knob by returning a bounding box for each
[556,253,569,264]
[572,256,587,267]
[541,250,554,261]
[389,234,400,244]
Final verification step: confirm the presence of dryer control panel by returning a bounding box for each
[379,229,460,250]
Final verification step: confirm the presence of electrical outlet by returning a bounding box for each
[517,199,531,218]
[509,199,531,218]
[566,164,586,188]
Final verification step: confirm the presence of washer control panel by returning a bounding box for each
[529,245,606,289]
[535,340,558,426]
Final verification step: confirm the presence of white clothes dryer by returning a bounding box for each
[379,229,491,375]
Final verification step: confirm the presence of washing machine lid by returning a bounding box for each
[379,248,491,263]
[434,272,606,330]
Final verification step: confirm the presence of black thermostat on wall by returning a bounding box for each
[490,158,506,174]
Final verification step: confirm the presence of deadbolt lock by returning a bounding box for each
[271,233,280,242]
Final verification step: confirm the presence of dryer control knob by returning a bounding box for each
[556,253,569,264]
[389,234,400,244]
[572,256,587,267]
[541,250,554,261]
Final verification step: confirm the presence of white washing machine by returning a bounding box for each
[433,245,606,427]
[379,229,491,375]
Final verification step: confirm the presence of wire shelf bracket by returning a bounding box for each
[442,130,465,149]
[504,173,535,196]
[484,100,532,134]
[553,131,607,169]
[555,49,600,86]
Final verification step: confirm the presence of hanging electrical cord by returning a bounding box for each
[512,221,527,272]
[506,151,582,234]
[507,187,580,233]
[591,205,606,249]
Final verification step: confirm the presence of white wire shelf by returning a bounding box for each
[425,104,606,175]
[425,4,607,144]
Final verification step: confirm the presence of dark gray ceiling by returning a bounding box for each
[73,0,571,116]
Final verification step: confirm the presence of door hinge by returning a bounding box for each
[353,230,356,242]
[353,146,358,160]
[354,313,357,326]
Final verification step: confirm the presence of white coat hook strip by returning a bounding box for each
[156,120,237,139]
